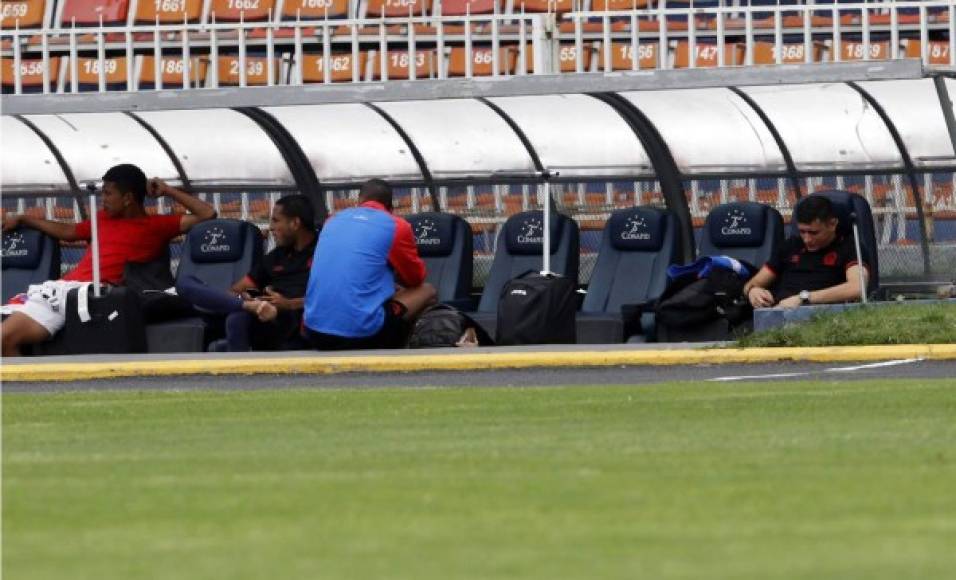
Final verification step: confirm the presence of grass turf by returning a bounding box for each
[4,380,956,579]
[737,303,956,347]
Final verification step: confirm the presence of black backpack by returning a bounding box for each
[655,268,752,330]
[408,304,493,348]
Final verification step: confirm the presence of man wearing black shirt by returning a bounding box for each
[744,195,869,309]
[177,195,318,351]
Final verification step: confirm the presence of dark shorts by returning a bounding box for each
[303,300,409,351]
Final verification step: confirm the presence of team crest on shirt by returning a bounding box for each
[823,251,838,267]
[1,232,28,258]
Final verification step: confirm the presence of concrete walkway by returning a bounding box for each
[3,343,956,382]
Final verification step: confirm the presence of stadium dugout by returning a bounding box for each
[2,24,956,352]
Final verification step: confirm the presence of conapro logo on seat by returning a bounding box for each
[621,215,650,240]
[720,209,752,236]
[516,218,543,244]
[200,227,231,253]
[1,232,28,258]
[414,218,441,246]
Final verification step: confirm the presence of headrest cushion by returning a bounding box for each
[504,211,565,256]
[2,228,45,270]
[707,203,767,248]
[190,220,247,263]
[408,213,456,258]
[607,207,667,252]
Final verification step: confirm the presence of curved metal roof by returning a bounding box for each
[2,116,70,195]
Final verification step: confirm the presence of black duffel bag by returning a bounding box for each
[496,271,576,345]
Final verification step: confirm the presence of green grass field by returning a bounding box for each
[4,379,956,580]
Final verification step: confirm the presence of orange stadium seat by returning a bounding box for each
[1,57,60,91]
[590,0,650,9]
[838,41,891,61]
[753,41,823,65]
[139,55,208,88]
[673,42,743,68]
[365,0,431,18]
[134,0,203,24]
[68,56,129,90]
[371,49,436,79]
[597,41,659,70]
[281,0,348,20]
[440,0,498,16]
[525,42,593,73]
[514,0,572,13]
[59,0,129,25]
[447,46,517,76]
[216,55,277,85]
[300,52,366,82]
[209,0,275,23]
[906,40,952,65]
[1,0,46,28]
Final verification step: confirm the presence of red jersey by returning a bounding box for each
[63,211,183,284]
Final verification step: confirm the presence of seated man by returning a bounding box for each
[302,179,436,350]
[1,164,216,357]
[744,195,869,310]
[176,194,318,351]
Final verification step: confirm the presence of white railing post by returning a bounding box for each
[774,5,783,65]
[919,4,929,65]
[804,4,812,64]
[154,16,163,90]
[950,3,956,67]
[531,13,551,74]
[41,25,51,94]
[294,13,303,85]
[379,18,388,81]
[97,15,106,92]
[437,6,446,79]
[630,10,639,71]
[407,5,417,80]
[744,7,753,66]
[323,13,333,83]
[182,14,191,88]
[716,5,725,68]
[126,28,135,90]
[69,19,79,93]
[492,12,500,77]
[890,3,899,60]
[832,5,841,63]
[861,2,870,61]
[13,23,22,95]
[517,15,527,75]
[238,13,247,86]
[658,1,668,69]
[350,22,360,82]
[266,10,275,86]
[210,14,219,88]
[688,5,696,69]
[465,6,473,78]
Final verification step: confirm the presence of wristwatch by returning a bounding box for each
[799,290,811,305]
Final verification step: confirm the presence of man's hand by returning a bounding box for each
[3,213,20,233]
[747,286,775,309]
[261,287,293,310]
[776,295,802,309]
[148,177,170,198]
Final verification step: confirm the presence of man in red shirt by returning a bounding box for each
[1,163,216,356]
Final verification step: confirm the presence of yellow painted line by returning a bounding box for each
[3,344,956,382]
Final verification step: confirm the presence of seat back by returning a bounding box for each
[1,226,61,303]
[477,210,579,313]
[582,206,679,314]
[792,190,879,293]
[406,212,473,304]
[175,219,263,290]
[699,201,784,270]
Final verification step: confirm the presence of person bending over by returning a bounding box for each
[176,195,318,351]
[302,179,436,350]
[1,164,216,357]
[744,195,869,310]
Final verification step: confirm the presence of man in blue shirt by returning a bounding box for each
[303,179,436,350]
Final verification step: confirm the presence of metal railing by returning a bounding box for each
[1,0,954,94]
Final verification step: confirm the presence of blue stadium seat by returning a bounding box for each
[792,190,879,295]
[470,209,580,338]
[698,201,785,271]
[148,219,264,352]
[406,212,473,308]
[577,206,680,343]
[1,227,61,304]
